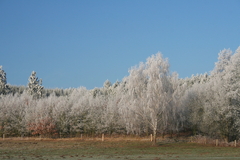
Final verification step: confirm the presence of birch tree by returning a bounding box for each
[122,53,177,144]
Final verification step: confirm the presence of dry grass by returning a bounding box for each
[1,134,152,142]
[190,135,240,147]
[1,136,240,160]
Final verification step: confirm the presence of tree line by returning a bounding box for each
[0,47,240,144]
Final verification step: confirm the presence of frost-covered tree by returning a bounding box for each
[1,47,240,140]
[185,47,240,141]
[211,48,232,75]
[9,85,26,95]
[0,66,9,95]
[27,71,43,98]
[121,53,178,144]
[0,91,34,136]
[183,81,208,135]
[103,80,111,89]
[167,72,187,135]
[216,46,240,141]
[103,80,112,96]
[70,87,91,135]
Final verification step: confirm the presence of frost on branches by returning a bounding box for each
[1,47,240,142]
[27,71,43,99]
[121,53,182,145]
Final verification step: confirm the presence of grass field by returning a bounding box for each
[0,138,240,160]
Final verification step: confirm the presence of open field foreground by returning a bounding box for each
[1,138,240,160]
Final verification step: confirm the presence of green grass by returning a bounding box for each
[0,139,240,160]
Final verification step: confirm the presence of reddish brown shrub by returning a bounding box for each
[28,117,58,137]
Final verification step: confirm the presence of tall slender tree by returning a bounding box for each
[27,71,43,99]
[0,66,9,95]
[122,53,178,145]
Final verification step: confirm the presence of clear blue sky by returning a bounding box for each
[1,0,240,89]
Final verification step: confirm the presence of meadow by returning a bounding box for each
[0,137,240,160]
